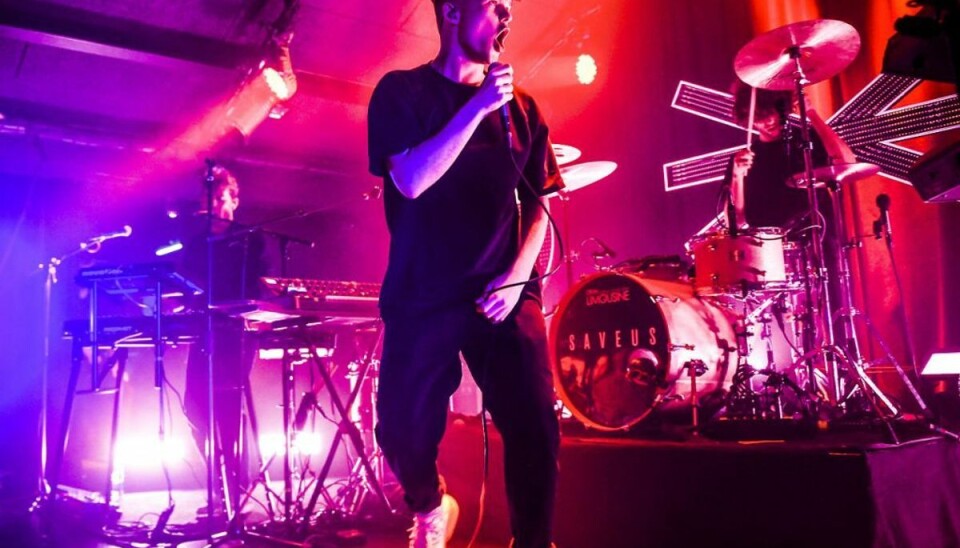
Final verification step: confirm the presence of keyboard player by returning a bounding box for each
[178,163,266,519]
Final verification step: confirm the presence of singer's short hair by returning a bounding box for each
[731,80,795,126]
[430,0,454,31]
[430,0,519,31]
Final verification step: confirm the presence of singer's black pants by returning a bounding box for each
[376,298,560,548]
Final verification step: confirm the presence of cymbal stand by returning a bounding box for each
[789,49,840,405]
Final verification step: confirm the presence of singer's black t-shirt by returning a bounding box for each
[368,63,563,319]
[724,131,829,229]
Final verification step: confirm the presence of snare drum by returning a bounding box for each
[689,228,792,295]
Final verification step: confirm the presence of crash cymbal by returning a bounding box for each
[734,19,860,90]
[787,162,880,189]
[552,143,582,166]
[557,161,618,194]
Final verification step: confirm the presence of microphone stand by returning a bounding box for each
[876,199,919,372]
[207,209,320,249]
[30,237,102,513]
[203,160,220,539]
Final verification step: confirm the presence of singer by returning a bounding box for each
[367,1,562,547]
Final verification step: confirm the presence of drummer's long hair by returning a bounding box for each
[731,80,795,127]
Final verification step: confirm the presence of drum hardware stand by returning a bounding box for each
[213,326,348,548]
[720,294,779,418]
[330,348,393,516]
[558,192,579,290]
[813,177,928,440]
[213,369,279,543]
[298,324,394,536]
[682,360,707,432]
[788,54,843,407]
[835,198,956,439]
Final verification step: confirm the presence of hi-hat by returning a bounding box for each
[552,144,582,166]
[734,19,860,90]
[556,161,618,194]
[787,162,880,189]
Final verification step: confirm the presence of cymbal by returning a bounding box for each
[556,161,618,194]
[787,162,880,189]
[552,143,582,166]
[734,19,860,90]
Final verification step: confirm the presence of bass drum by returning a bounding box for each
[550,272,737,431]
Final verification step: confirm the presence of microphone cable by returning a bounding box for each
[467,128,563,548]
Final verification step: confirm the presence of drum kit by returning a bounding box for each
[549,20,927,435]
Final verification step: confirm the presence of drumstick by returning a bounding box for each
[745,85,757,148]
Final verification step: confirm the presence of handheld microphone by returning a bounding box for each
[500,102,512,148]
[488,62,512,148]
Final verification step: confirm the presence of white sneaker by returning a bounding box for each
[408,493,459,548]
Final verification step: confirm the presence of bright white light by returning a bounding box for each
[294,432,324,455]
[114,436,187,471]
[258,347,333,361]
[922,351,960,375]
[259,432,286,459]
[262,68,293,100]
[166,209,179,219]
[576,54,598,85]
[258,431,325,458]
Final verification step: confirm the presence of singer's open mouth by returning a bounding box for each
[494,28,510,52]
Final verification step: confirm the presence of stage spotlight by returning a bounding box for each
[262,67,295,101]
[576,53,598,85]
[262,31,298,101]
[225,33,297,138]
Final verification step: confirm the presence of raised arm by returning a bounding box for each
[388,64,514,199]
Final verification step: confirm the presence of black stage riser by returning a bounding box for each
[439,418,960,548]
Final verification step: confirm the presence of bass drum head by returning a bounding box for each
[550,272,736,431]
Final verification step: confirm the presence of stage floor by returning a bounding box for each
[13,419,960,547]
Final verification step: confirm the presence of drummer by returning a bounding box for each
[725,82,856,232]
